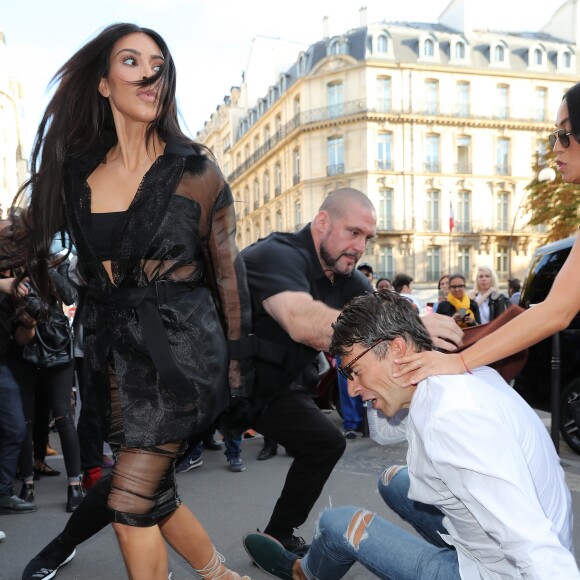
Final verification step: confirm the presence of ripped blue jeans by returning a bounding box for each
[300,467,461,580]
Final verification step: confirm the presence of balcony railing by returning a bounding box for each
[376,219,415,231]
[454,163,472,174]
[293,173,300,185]
[423,219,441,232]
[327,163,345,176]
[228,98,551,183]
[494,164,511,176]
[426,270,442,282]
[263,194,270,203]
[424,161,441,173]
[275,185,282,196]
[253,201,259,210]
[375,159,393,171]
[454,221,473,233]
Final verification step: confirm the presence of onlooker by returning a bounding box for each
[0,272,36,518]
[508,278,521,305]
[356,263,374,288]
[336,356,363,440]
[375,277,391,291]
[257,438,278,461]
[244,291,579,579]
[392,273,419,312]
[432,274,450,313]
[469,266,510,324]
[436,273,480,328]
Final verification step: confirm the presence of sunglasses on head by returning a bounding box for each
[337,339,386,381]
[549,129,573,148]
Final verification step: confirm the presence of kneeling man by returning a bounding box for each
[244,291,578,579]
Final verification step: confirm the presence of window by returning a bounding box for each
[236,152,241,168]
[455,81,470,117]
[425,134,440,172]
[456,135,471,174]
[293,148,300,184]
[425,189,440,231]
[264,125,271,144]
[496,246,508,279]
[254,135,260,152]
[328,82,344,118]
[294,200,302,228]
[534,87,547,122]
[426,246,441,281]
[378,188,393,230]
[563,50,572,69]
[494,44,505,63]
[263,171,270,201]
[275,163,282,195]
[496,192,510,231]
[377,133,393,170]
[294,96,301,118]
[376,76,391,113]
[456,191,471,232]
[222,133,231,152]
[243,186,249,214]
[377,34,389,53]
[327,136,344,175]
[495,84,509,119]
[455,40,466,60]
[536,138,548,166]
[253,179,260,210]
[275,210,283,231]
[265,215,271,235]
[329,39,347,55]
[244,144,250,161]
[457,246,471,277]
[298,53,307,75]
[425,80,439,115]
[495,138,510,175]
[379,246,395,279]
[534,48,543,66]
[275,114,282,136]
[424,38,435,57]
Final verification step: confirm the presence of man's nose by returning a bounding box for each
[347,379,360,398]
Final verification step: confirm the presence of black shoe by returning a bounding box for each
[22,535,76,580]
[0,494,37,514]
[257,443,278,461]
[264,532,310,557]
[243,532,297,580]
[66,485,84,513]
[19,482,35,503]
[202,435,223,451]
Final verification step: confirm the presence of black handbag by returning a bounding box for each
[22,307,74,369]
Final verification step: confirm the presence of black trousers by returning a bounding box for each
[254,386,346,538]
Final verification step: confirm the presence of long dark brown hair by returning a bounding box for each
[9,23,205,299]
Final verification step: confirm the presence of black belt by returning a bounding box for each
[108,282,195,403]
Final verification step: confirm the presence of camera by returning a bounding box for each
[457,308,467,319]
[21,282,49,320]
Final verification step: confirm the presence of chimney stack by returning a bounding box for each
[323,15,329,40]
[360,6,368,27]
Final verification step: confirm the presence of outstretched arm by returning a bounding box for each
[395,237,580,385]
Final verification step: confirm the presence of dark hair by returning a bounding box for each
[376,277,391,288]
[449,273,466,284]
[392,273,413,293]
[330,291,432,360]
[12,23,205,299]
[508,278,521,293]
[564,82,580,143]
[437,274,449,289]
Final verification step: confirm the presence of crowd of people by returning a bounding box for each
[0,21,578,580]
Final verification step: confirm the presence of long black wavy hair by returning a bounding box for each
[10,23,205,300]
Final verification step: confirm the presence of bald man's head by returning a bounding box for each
[319,188,375,220]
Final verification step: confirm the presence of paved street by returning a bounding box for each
[2,410,580,580]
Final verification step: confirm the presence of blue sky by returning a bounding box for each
[0,0,566,153]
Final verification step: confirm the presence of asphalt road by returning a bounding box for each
[1,410,579,580]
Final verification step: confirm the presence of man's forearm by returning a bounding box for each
[289,302,340,351]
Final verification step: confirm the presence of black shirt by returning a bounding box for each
[242,224,373,402]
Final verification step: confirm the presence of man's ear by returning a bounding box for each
[313,210,330,233]
[391,337,408,377]
[98,78,110,98]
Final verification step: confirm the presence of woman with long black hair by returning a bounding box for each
[3,23,252,580]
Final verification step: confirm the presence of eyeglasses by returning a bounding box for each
[337,339,386,381]
[450,284,465,289]
[549,129,573,148]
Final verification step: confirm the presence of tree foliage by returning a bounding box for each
[525,150,580,243]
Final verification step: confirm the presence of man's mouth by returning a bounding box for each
[362,398,377,408]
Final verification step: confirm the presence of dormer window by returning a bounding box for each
[490,40,508,66]
[424,38,435,57]
[563,51,571,68]
[328,37,348,56]
[419,34,439,61]
[297,53,307,76]
[455,41,465,60]
[528,43,546,70]
[377,34,389,53]
[450,38,469,63]
[557,47,574,71]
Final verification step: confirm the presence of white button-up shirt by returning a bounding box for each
[368,366,578,579]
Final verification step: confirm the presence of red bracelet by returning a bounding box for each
[459,353,472,374]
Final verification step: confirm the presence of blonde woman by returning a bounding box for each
[468,266,509,324]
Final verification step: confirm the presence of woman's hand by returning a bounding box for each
[15,324,36,346]
[393,351,465,387]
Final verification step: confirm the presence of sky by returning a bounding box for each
[0,0,567,155]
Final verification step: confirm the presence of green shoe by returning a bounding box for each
[242,532,298,579]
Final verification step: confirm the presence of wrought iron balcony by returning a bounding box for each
[327,163,345,176]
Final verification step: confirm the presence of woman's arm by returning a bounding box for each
[394,236,580,385]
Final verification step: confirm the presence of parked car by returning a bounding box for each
[515,236,580,453]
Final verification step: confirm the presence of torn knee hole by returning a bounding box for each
[381,465,403,486]
[346,509,374,548]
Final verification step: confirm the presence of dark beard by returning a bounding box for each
[319,240,359,272]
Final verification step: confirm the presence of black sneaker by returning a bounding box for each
[0,494,37,514]
[277,534,310,557]
[22,535,76,580]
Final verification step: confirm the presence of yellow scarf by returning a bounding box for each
[447,292,475,321]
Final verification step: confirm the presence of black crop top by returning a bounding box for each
[90,212,125,261]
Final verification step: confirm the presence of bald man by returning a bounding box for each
[241,188,463,555]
